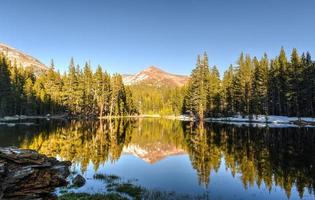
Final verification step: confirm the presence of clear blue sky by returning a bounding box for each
[0,0,314,75]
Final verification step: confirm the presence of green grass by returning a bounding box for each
[93,173,143,199]
[114,183,143,200]
[59,174,209,200]
[93,173,120,182]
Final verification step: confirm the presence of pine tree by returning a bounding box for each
[110,74,126,116]
[250,54,268,116]
[0,54,13,117]
[288,48,302,117]
[268,59,279,115]
[125,86,136,115]
[243,54,253,115]
[169,87,184,115]
[83,62,94,115]
[183,52,211,119]
[23,77,36,114]
[278,47,289,115]
[232,73,242,116]
[63,58,80,114]
[232,53,253,116]
[44,59,63,114]
[207,65,221,116]
[301,52,315,116]
[10,61,24,114]
[222,65,234,115]
[33,74,48,114]
[182,80,193,116]
[94,65,112,118]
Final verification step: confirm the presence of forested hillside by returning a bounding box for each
[129,84,184,115]
[122,66,188,115]
[0,55,136,117]
[1,47,314,119]
[183,48,315,119]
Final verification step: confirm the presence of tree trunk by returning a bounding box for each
[99,103,104,119]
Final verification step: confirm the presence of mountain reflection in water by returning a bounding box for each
[13,118,315,199]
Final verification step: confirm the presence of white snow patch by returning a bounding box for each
[204,115,315,127]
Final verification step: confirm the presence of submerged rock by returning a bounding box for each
[0,146,71,200]
[72,174,86,187]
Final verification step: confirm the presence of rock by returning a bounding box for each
[0,146,71,200]
[72,174,86,187]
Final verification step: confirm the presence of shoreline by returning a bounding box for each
[0,114,68,122]
[204,115,315,127]
[1,114,315,127]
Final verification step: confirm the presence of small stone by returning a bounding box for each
[72,174,86,187]
[0,162,5,175]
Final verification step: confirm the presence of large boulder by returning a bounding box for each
[72,174,86,187]
[0,147,71,200]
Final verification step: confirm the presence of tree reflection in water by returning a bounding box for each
[21,119,315,199]
[183,122,315,199]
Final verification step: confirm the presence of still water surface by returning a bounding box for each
[0,118,314,199]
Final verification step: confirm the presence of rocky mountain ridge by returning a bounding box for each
[123,66,189,87]
[0,43,48,73]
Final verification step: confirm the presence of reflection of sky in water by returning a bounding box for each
[1,119,315,200]
[69,154,307,200]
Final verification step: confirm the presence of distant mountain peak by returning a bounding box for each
[123,66,189,87]
[0,43,48,73]
[144,66,163,72]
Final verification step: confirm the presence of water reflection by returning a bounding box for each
[184,122,315,199]
[16,119,315,199]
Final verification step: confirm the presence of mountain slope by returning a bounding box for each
[123,144,185,164]
[123,66,189,87]
[0,43,47,73]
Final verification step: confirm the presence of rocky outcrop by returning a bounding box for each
[0,147,71,200]
[0,43,48,75]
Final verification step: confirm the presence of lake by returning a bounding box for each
[0,118,314,200]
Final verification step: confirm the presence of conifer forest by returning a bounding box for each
[1,48,314,119]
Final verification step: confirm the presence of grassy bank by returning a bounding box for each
[58,174,208,200]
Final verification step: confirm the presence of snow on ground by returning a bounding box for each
[0,115,50,127]
[207,121,301,128]
[0,122,34,127]
[0,114,65,122]
[204,115,315,127]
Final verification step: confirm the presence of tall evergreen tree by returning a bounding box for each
[183,52,211,119]
[83,62,94,115]
[0,54,13,117]
[63,58,80,114]
[94,65,112,118]
[301,52,315,116]
[110,74,127,116]
[222,65,234,115]
[207,65,221,116]
[10,61,25,114]
[232,53,253,116]
[278,47,289,115]
[250,54,268,116]
[287,48,302,117]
